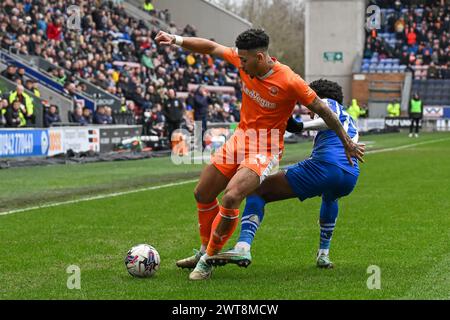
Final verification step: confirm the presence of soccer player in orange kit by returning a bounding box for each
[155,29,364,280]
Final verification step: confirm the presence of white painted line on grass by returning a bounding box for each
[365,137,450,155]
[1,136,449,217]
[0,179,198,216]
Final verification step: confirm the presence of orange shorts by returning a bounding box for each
[211,131,282,182]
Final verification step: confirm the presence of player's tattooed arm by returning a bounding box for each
[155,30,228,58]
[306,97,365,165]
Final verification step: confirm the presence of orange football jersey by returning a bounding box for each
[223,47,317,150]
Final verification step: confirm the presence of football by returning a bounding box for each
[125,244,160,278]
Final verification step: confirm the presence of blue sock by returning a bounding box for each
[237,195,266,247]
[319,198,339,250]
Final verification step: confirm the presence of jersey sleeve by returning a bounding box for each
[222,47,240,68]
[322,98,338,114]
[290,74,318,106]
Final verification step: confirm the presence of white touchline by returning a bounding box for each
[1,137,449,217]
[364,137,450,155]
[0,179,198,216]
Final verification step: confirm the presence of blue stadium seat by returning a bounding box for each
[384,64,393,73]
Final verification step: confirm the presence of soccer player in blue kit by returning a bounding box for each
[206,79,365,269]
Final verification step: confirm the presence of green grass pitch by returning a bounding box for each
[0,132,449,299]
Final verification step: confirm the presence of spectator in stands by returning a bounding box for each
[8,84,33,125]
[70,106,89,126]
[394,17,406,40]
[55,69,67,85]
[229,96,241,123]
[1,65,17,81]
[387,99,401,117]
[141,49,154,69]
[83,107,93,124]
[44,104,61,127]
[427,62,438,78]
[25,79,41,97]
[409,92,423,138]
[46,17,62,41]
[144,104,165,137]
[0,98,8,126]
[94,105,111,125]
[363,43,374,59]
[182,108,195,133]
[163,89,184,144]
[17,67,26,82]
[104,106,114,125]
[193,86,209,149]
[63,82,78,98]
[406,27,417,46]
[183,24,197,37]
[5,99,25,127]
[440,62,450,79]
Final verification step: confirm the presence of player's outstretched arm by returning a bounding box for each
[286,117,328,133]
[155,31,228,58]
[306,97,365,165]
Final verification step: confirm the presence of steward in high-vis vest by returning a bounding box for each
[9,84,34,125]
[409,93,423,137]
[346,99,366,121]
[143,0,155,13]
[387,100,401,117]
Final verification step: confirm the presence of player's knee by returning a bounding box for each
[193,186,215,204]
[221,189,243,208]
[254,184,272,203]
[193,187,206,203]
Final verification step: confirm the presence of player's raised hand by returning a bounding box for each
[155,31,175,46]
[345,141,365,166]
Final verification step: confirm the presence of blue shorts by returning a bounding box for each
[285,159,358,202]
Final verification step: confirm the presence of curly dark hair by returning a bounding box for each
[309,79,344,104]
[235,28,269,51]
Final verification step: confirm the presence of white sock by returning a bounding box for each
[200,244,207,254]
[201,253,209,260]
[318,249,329,256]
[235,241,251,252]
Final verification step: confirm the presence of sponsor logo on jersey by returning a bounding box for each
[242,83,277,109]
[269,86,279,96]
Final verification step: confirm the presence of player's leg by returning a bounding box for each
[317,168,358,268]
[189,167,261,280]
[409,117,414,137]
[207,159,309,268]
[176,164,230,269]
[207,171,297,267]
[316,194,339,269]
[414,118,420,137]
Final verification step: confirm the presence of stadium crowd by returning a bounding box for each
[364,0,450,79]
[0,0,242,134]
